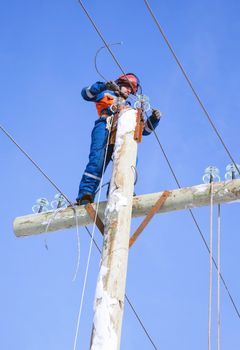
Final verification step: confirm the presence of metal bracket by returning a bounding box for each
[129,191,171,248]
[85,203,105,235]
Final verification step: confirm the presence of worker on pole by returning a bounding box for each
[76,73,161,205]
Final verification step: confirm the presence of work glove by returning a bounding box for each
[105,80,120,92]
[152,109,161,121]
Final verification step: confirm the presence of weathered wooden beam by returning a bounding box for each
[90,108,138,349]
[13,179,240,237]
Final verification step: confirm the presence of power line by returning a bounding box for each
[0,124,72,206]
[148,121,240,319]
[208,183,214,350]
[0,121,159,349]
[78,1,125,76]
[84,226,159,350]
[77,0,240,323]
[125,295,158,350]
[77,0,137,95]
[73,115,112,350]
[143,0,240,176]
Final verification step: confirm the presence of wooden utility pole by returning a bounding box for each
[90,108,138,349]
[12,109,240,349]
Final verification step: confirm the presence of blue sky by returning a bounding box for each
[1,0,240,349]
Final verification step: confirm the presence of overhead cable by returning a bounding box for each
[73,115,112,350]
[217,204,221,350]
[84,225,159,350]
[77,0,240,322]
[0,121,159,348]
[148,120,240,319]
[143,0,240,176]
[0,124,72,206]
[208,182,214,350]
[77,0,136,94]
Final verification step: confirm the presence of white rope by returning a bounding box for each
[43,207,81,281]
[72,212,81,282]
[208,181,214,350]
[44,208,64,249]
[73,117,113,350]
[217,204,221,350]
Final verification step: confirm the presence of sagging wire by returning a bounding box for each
[1,2,231,348]
[202,166,222,350]
[0,123,82,279]
[78,0,139,97]
[79,0,240,186]
[78,0,240,331]
[41,204,81,281]
[208,181,214,350]
[147,117,240,320]
[94,181,110,196]
[217,204,221,350]
[94,42,123,81]
[44,208,63,250]
[94,42,141,107]
[0,118,159,350]
[73,116,113,350]
[72,212,81,282]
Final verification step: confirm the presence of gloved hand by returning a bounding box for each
[105,80,120,92]
[152,109,161,120]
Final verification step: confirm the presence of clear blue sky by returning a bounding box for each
[1,0,240,349]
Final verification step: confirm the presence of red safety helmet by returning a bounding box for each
[116,73,140,94]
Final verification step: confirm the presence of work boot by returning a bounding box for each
[77,193,93,206]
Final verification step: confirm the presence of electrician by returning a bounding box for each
[76,73,161,205]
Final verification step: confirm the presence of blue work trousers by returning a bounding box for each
[77,118,113,201]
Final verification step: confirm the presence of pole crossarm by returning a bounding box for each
[13,179,240,237]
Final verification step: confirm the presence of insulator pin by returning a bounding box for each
[32,198,49,213]
[225,163,240,180]
[51,193,67,209]
[202,166,221,184]
[134,94,151,112]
